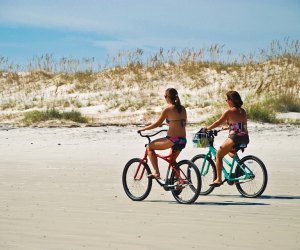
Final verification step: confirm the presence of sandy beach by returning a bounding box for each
[0,123,299,250]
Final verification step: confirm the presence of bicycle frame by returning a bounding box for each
[133,141,183,187]
[202,145,254,182]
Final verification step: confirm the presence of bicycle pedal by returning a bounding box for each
[165,184,177,188]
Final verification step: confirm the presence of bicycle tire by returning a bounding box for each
[170,160,201,204]
[235,155,268,198]
[191,154,216,195]
[122,158,152,201]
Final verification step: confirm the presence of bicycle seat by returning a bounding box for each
[233,143,247,152]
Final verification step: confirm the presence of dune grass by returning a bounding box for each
[268,94,300,113]
[246,104,278,123]
[23,109,88,125]
[244,93,300,123]
[1,39,299,125]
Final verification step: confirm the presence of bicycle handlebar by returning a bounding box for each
[209,129,222,136]
[196,128,224,137]
[138,129,168,144]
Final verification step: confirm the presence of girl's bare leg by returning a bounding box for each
[147,138,174,178]
[147,149,159,177]
[214,138,235,184]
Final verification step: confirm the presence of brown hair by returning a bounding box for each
[166,88,183,113]
[226,91,243,108]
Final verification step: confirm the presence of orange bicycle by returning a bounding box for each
[122,130,201,204]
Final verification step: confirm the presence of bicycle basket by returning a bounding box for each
[192,132,210,148]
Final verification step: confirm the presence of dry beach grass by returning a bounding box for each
[0,39,300,127]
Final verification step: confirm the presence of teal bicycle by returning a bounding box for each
[191,129,268,198]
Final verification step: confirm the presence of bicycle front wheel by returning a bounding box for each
[191,154,216,195]
[235,155,268,198]
[122,158,152,201]
[170,160,201,204]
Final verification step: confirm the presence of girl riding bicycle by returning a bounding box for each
[205,91,249,187]
[137,88,187,180]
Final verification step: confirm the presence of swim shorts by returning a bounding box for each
[228,133,249,150]
[166,136,187,151]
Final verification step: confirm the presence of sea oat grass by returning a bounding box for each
[1,39,299,126]
[23,109,88,125]
[246,103,278,123]
[271,94,300,112]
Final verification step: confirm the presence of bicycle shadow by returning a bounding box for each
[258,195,300,200]
[146,198,269,206]
[194,200,269,206]
[194,194,300,205]
[145,195,300,205]
[212,194,300,200]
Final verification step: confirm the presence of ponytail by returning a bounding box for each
[166,88,183,113]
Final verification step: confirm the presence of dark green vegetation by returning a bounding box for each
[23,109,88,125]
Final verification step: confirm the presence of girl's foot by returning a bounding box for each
[209,180,223,187]
[147,173,161,179]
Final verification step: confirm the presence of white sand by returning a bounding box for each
[0,124,299,250]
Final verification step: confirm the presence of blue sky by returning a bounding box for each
[0,0,300,68]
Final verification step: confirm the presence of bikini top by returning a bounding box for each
[166,118,186,127]
[229,122,247,133]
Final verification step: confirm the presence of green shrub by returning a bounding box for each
[272,94,300,112]
[23,109,60,124]
[61,110,88,123]
[23,109,88,125]
[246,103,278,123]
[244,93,300,123]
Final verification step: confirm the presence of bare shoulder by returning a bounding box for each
[241,107,247,114]
[163,105,172,113]
[162,106,172,116]
[223,109,231,117]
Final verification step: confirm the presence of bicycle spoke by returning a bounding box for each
[171,160,201,204]
[122,158,152,201]
[191,154,216,195]
[235,156,268,198]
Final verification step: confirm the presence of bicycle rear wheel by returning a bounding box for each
[122,158,152,201]
[191,154,216,195]
[235,155,268,198]
[170,160,201,204]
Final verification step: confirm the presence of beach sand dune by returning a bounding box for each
[0,124,299,250]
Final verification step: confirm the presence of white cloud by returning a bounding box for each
[1,0,299,63]
[0,0,179,34]
[1,0,299,36]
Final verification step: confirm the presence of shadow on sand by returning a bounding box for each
[144,194,300,205]
[212,194,300,200]
[194,194,300,205]
[146,199,269,206]
[194,200,269,206]
[258,195,300,200]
